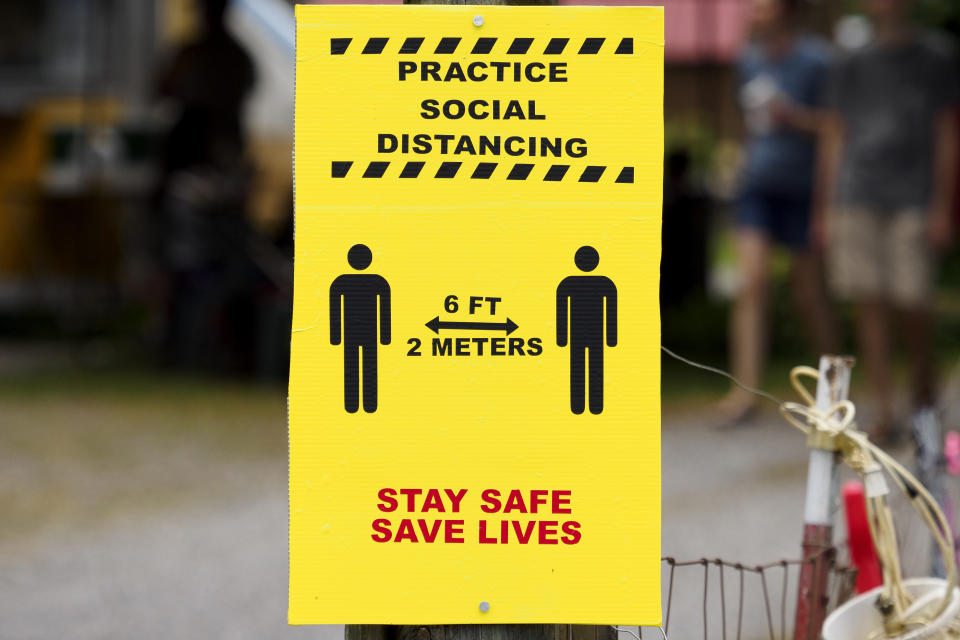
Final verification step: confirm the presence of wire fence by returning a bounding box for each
[655,551,856,640]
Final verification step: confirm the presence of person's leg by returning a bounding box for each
[827,207,890,436]
[570,345,585,415]
[588,345,604,415]
[854,299,894,437]
[890,210,937,409]
[901,307,936,408]
[775,191,838,358]
[362,343,378,413]
[344,342,360,413]
[789,251,838,357]
[721,227,771,419]
[177,269,217,370]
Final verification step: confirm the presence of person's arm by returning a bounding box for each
[929,108,958,250]
[379,280,391,345]
[773,48,831,135]
[811,112,845,250]
[330,283,342,345]
[810,49,848,250]
[556,283,568,347]
[605,282,617,348]
[770,99,824,134]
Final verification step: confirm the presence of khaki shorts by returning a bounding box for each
[828,207,933,307]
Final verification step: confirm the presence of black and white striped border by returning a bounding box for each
[331,37,635,56]
[331,161,634,183]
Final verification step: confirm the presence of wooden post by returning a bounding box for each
[346,1,616,639]
[793,356,853,640]
[347,624,616,640]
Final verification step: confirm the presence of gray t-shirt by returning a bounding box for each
[827,31,959,211]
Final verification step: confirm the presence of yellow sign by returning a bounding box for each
[290,5,663,625]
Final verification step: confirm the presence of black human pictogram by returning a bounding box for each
[330,244,391,413]
[556,246,618,415]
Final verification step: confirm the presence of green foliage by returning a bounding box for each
[840,0,960,33]
[665,119,718,179]
[913,0,960,31]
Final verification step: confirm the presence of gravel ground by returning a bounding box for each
[0,372,911,640]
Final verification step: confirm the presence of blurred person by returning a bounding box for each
[720,0,837,424]
[157,0,254,176]
[814,0,959,441]
[153,0,257,371]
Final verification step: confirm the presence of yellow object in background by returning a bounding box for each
[290,5,663,625]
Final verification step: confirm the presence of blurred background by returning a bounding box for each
[1,0,959,638]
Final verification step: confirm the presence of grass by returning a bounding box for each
[0,368,288,548]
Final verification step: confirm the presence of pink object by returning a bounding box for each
[308,0,752,62]
[843,481,883,594]
[946,431,960,476]
[557,0,749,62]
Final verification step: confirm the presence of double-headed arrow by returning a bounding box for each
[425,316,519,335]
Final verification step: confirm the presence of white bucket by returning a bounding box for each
[823,578,960,640]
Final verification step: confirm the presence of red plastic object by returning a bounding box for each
[843,481,883,593]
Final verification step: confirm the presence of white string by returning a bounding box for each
[660,345,784,407]
[611,625,668,640]
[660,346,849,436]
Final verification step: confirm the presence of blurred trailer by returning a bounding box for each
[0,0,297,327]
